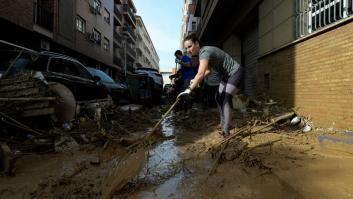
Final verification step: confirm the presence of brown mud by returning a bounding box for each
[1,105,353,199]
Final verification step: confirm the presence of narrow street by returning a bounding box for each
[1,0,353,198]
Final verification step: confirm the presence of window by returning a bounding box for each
[93,28,101,44]
[104,8,110,24]
[296,0,353,38]
[89,0,101,14]
[191,21,196,31]
[76,15,86,33]
[93,0,101,10]
[103,37,110,51]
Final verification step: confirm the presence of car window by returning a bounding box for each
[75,63,93,80]
[48,58,92,80]
[89,68,115,83]
[0,51,33,74]
[49,58,76,75]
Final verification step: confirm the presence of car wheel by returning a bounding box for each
[48,82,76,124]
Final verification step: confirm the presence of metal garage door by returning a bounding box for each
[242,24,258,96]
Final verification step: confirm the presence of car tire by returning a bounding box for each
[48,82,76,124]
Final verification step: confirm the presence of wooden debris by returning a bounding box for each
[0,73,56,118]
[239,112,295,138]
[208,112,294,176]
[0,112,44,136]
[245,139,282,153]
[0,97,56,101]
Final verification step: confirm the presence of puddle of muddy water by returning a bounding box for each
[128,113,189,199]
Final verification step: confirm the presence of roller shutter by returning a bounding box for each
[242,24,258,96]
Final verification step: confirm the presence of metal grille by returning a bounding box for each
[296,0,353,38]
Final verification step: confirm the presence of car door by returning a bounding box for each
[47,57,107,101]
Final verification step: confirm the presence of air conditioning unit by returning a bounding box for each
[86,32,96,42]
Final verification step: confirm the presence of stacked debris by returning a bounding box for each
[0,72,56,118]
[207,94,317,175]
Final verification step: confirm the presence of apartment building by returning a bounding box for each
[193,0,353,129]
[0,0,141,80]
[113,0,137,77]
[135,16,159,71]
[181,0,199,48]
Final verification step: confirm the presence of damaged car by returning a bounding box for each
[0,40,111,123]
[87,67,130,105]
[134,67,163,103]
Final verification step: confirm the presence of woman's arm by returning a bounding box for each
[189,59,209,90]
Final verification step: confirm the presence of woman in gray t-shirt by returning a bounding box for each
[178,33,243,138]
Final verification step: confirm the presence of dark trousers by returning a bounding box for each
[204,84,218,107]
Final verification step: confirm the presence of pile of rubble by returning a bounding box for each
[0,72,160,175]
[0,72,56,118]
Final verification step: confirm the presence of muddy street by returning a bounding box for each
[1,103,353,199]
[117,106,353,199]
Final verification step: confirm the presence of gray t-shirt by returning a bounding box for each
[205,71,221,86]
[199,46,240,77]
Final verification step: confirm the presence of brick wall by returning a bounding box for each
[258,21,353,130]
[0,0,33,30]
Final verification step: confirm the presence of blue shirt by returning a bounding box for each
[180,55,195,80]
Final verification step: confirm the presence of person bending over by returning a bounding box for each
[178,32,243,138]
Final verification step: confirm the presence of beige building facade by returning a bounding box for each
[135,16,159,71]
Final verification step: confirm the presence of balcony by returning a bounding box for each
[126,43,136,59]
[123,4,136,27]
[123,25,136,42]
[136,45,143,55]
[114,5,122,24]
[113,29,123,47]
[113,50,123,67]
[33,3,54,31]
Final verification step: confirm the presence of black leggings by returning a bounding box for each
[215,68,242,133]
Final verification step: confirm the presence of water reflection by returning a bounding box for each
[136,113,185,198]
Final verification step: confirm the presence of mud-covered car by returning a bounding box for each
[134,67,163,102]
[0,48,109,102]
[0,40,110,123]
[87,67,130,105]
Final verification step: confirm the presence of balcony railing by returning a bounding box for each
[124,25,136,41]
[113,30,123,46]
[126,44,136,58]
[33,3,54,31]
[123,4,136,24]
[114,5,122,22]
